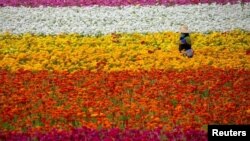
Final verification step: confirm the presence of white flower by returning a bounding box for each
[0,3,249,35]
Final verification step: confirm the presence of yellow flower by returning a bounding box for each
[0,30,249,72]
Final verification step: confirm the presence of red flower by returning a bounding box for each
[246,50,250,55]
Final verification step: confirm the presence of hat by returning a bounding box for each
[180,25,189,33]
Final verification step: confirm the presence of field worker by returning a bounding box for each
[179,25,194,58]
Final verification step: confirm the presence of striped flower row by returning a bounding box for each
[0,68,249,133]
[0,0,248,7]
[1,31,249,72]
[1,3,250,35]
[0,127,207,141]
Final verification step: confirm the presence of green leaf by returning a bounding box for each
[170,99,178,107]
[107,113,114,121]
[82,107,88,113]
[32,119,44,127]
[161,116,169,122]
[2,122,15,131]
[135,114,141,120]
[97,124,103,131]
[91,117,97,123]
[72,120,81,127]
[194,116,201,123]
[224,82,232,87]
[119,115,129,121]
[201,89,210,98]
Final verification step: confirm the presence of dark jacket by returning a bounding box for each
[179,33,192,52]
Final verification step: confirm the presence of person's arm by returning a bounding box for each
[180,38,186,44]
[180,35,186,44]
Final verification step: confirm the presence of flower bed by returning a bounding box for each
[1,2,250,140]
[0,31,250,140]
[1,3,250,34]
[0,67,249,133]
[0,31,249,72]
[0,127,208,141]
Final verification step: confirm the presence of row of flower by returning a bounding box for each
[0,67,249,134]
[0,0,248,7]
[0,127,207,141]
[1,3,250,34]
[1,31,249,72]
[1,3,249,141]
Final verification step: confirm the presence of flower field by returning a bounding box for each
[0,1,250,141]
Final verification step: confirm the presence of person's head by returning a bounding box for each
[180,25,189,33]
